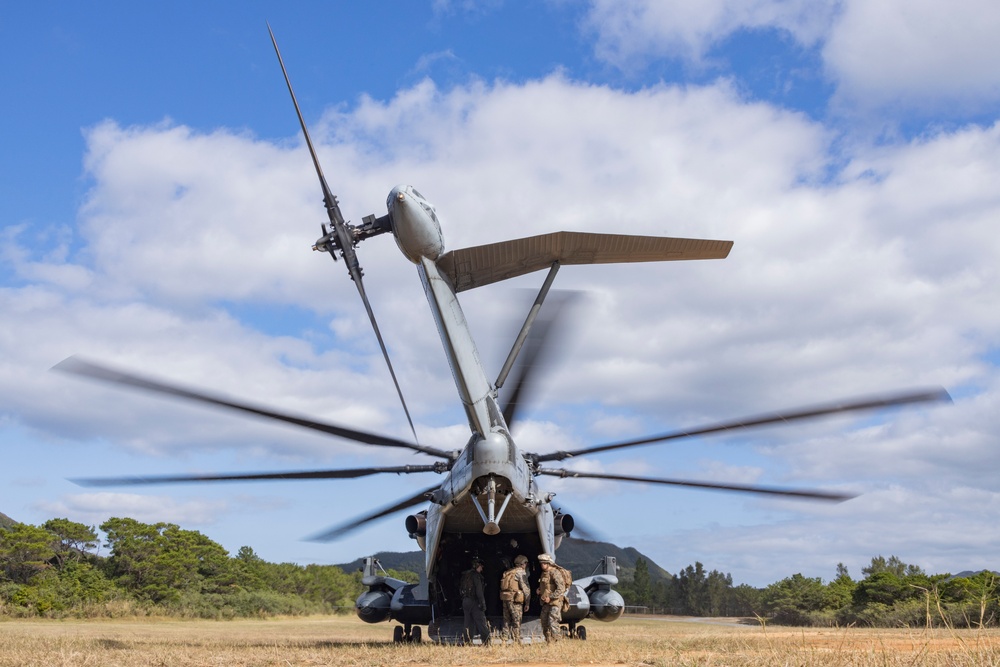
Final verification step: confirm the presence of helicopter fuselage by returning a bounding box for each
[386,184,557,577]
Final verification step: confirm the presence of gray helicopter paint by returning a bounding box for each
[387,185,446,263]
[387,185,557,572]
[417,256,494,435]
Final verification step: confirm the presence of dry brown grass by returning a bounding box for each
[1,614,998,666]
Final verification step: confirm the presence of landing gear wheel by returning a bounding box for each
[411,626,422,643]
[576,625,587,640]
[393,625,404,643]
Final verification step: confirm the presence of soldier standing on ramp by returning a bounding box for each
[460,557,490,645]
[536,553,566,643]
[500,554,531,642]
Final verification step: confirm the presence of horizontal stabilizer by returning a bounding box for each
[436,232,733,292]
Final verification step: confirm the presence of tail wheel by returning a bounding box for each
[576,625,587,640]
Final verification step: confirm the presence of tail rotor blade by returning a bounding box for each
[352,270,420,444]
[267,24,344,236]
[268,24,418,442]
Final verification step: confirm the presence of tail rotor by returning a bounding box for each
[268,24,417,442]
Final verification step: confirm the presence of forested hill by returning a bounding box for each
[559,538,672,581]
[336,537,672,582]
[337,551,425,576]
[0,511,16,530]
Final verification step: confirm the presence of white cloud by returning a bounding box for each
[77,121,333,307]
[582,0,1000,114]
[584,0,834,65]
[825,0,1000,112]
[36,492,230,528]
[649,484,1000,585]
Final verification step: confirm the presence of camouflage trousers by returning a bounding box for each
[502,600,525,640]
[540,603,562,643]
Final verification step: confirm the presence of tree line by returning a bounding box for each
[617,555,999,628]
[0,517,414,618]
[2,517,996,626]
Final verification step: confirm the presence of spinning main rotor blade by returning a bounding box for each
[535,387,951,463]
[72,464,445,487]
[268,25,419,444]
[501,291,579,428]
[53,356,451,459]
[306,483,439,542]
[539,468,855,502]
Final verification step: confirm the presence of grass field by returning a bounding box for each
[1,614,998,666]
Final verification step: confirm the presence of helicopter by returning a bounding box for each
[54,28,951,644]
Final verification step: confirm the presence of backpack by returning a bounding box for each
[459,570,476,599]
[500,569,520,602]
[555,565,573,613]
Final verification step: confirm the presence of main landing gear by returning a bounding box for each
[393,624,422,643]
[565,622,587,640]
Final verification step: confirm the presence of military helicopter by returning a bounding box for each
[55,28,951,643]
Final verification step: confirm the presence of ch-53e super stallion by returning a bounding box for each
[55,27,951,644]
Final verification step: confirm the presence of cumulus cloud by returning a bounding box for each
[824,0,1000,112]
[35,492,230,528]
[582,0,1000,114]
[647,484,1000,586]
[584,0,835,64]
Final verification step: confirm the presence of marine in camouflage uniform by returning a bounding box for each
[500,555,531,641]
[459,558,490,645]
[536,553,566,643]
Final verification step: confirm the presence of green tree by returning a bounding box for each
[255,560,362,610]
[232,545,267,591]
[100,517,232,603]
[633,558,652,606]
[826,563,856,610]
[705,570,733,616]
[650,578,674,611]
[673,562,708,615]
[0,523,56,584]
[853,571,908,606]
[938,570,1000,628]
[732,583,765,617]
[41,518,98,568]
[55,560,119,604]
[763,573,827,625]
[862,555,924,578]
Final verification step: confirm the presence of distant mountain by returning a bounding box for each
[0,511,16,530]
[950,570,1000,579]
[336,537,671,582]
[556,537,672,581]
[337,550,426,576]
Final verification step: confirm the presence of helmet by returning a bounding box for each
[471,557,483,568]
[514,555,529,566]
[537,553,555,564]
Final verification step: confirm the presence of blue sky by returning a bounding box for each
[3,1,1000,588]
